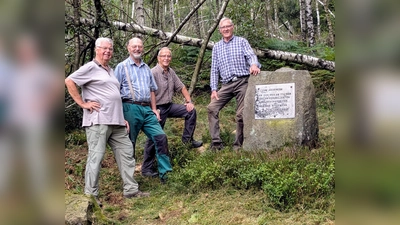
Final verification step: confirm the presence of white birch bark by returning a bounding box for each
[322,0,335,47]
[265,0,272,37]
[169,0,176,31]
[300,0,307,42]
[75,17,335,71]
[305,0,315,47]
[316,0,321,41]
[135,0,144,26]
[273,0,278,32]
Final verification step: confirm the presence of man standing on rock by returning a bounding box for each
[208,17,261,151]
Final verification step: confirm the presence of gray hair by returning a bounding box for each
[158,47,172,56]
[219,17,234,26]
[95,37,113,47]
[127,37,143,47]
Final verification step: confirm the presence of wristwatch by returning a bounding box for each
[185,100,192,104]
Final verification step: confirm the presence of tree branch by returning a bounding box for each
[75,17,335,71]
[147,0,207,65]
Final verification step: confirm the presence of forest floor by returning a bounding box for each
[65,91,335,224]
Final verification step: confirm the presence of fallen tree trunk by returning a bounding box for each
[73,17,335,71]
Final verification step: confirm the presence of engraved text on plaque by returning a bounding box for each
[254,83,295,119]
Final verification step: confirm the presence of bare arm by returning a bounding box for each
[65,77,100,113]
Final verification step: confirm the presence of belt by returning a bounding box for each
[226,75,249,84]
[122,99,150,106]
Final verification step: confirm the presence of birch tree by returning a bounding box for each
[299,0,307,42]
[147,0,208,65]
[192,0,202,38]
[169,0,176,31]
[189,0,230,95]
[322,0,335,47]
[316,0,321,41]
[273,0,278,33]
[305,0,315,47]
[71,17,335,71]
[152,0,161,29]
[265,0,273,37]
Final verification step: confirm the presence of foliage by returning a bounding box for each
[65,100,83,132]
[64,0,335,131]
[65,129,87,148]
[170,145,334,211]
[264,38,304,52]
[65,88,335,223]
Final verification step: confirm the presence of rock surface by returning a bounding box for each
[243,68,319,150]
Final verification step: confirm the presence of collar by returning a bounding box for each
[93,59,110,71]
[156,63,170,73]
[93,59,103,66]
[128,56,144,67]
[223,35,235,43]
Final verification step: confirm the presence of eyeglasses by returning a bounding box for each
[97,46,114,51]
[159,55,172,58]
[219,24,233,29]
[130,45,143,49]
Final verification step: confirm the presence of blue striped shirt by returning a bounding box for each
[210,35,261,91]
[114,57,158,102]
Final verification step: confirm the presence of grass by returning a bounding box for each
[65,90,335,224]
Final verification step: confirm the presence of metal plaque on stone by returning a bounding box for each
[254,83,295,119]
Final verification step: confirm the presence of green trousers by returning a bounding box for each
[123,103,172,178]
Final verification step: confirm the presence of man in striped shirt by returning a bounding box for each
[114,37,172,183]
[208,17,261,151]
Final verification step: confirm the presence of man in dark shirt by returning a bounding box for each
[142,47,202,177]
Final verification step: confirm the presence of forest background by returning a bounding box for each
[0,0,398,224]
[65,0,335,131]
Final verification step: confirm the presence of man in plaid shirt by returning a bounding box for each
[208,17,261,151]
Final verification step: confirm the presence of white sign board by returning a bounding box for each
[254,83,295,119]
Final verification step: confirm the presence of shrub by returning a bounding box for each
[170,147,335,211]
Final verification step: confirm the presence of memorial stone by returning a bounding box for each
[243,68,318,150]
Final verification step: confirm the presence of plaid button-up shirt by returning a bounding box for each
[151,64,185,105]
[210,35,260,91]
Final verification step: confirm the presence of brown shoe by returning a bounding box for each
[124,191,150,198]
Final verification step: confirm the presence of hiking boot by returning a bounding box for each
[141,171,158,178]
[124,190,150,198]
[191,140,203,148]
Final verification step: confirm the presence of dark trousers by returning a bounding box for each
[207,76,249,148]
[142,103,197,173]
